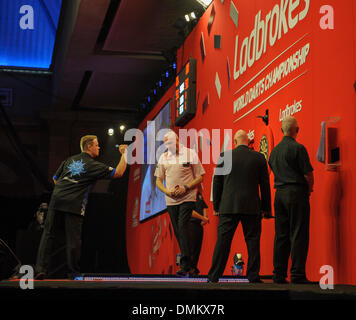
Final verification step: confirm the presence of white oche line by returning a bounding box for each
[75,276,249,283]
[233,70,309,124]
[234,33,310,96]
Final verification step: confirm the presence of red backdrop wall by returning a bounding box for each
[126,0,356,284]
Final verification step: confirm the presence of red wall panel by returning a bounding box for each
[126,0,356,284]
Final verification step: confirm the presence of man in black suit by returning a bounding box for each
[208,130,271,283]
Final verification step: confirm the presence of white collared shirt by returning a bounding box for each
[155,145,205,205]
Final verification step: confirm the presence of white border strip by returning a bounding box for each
[74,276,250,283]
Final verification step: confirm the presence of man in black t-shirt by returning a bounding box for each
[268,116,314,284]
[35,135,127,279]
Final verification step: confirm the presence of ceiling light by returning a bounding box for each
[119,125,125,132]
[108,128,114,136]
[190,12,196,19]
[195,0,213,9]
[185,14,190,22]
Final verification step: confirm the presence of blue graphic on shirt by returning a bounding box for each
[67,159,86,177]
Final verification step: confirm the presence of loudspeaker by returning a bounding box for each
[0,238,21,280]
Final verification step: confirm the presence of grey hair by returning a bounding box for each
[282,116,298,135]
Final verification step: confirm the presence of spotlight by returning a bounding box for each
[165,71,169,78]
[148,96,151,102]
[190,12,196,19]
[158,80,162,87]
[119,125,126,132]
[195,0,213,9]
[185,14,190,22]
[108,128,114,136]
[172,62,176,70]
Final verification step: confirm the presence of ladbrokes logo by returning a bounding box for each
[233,0,310,80]
[279,99,302,121]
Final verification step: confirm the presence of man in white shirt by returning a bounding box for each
[155,131,205,275]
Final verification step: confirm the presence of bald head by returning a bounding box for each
[163,130,178,141]
[282,116,299,138]
[234,130,249,147]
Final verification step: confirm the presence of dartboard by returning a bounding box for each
[259,134,269,161]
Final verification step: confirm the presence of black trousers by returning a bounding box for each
[273,185,310,281]
[208,214,262,282]
[188,220,203,272]
[36,208,84,276]
[167,202,195,272]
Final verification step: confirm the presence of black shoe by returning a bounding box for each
[67,273,82,280]
[176,269,190,277]
[177,267,197,277]
[34,272,46,280]
[291,278,314,284]
[273,278,289,284]
[189,268,200,277]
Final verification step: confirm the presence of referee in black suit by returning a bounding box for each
[208,130,272,283]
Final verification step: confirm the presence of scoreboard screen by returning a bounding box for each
[174,58,197,127]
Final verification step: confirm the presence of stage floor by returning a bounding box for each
[1,275,356,301]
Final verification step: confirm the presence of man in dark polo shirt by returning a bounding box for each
[268,116,314,284]
[35,135,127,279]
